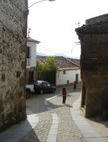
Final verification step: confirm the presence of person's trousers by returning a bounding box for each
[63,96,66,104]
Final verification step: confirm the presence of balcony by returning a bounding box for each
[27,58,31,67]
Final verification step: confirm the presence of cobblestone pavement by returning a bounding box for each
[0,86,108,142]
[20,88,86,142]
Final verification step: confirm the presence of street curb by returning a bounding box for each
[70,97,108,142]
[47,113,59,142]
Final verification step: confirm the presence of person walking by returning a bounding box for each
[62,87,67,104]
[73,81,77,89]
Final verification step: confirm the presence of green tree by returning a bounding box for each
[45,56,57,71]
[36,60,43,71]
[36,57,57,84]
[36,56,57,72]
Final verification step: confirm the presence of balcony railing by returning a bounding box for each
[27,58,30,66]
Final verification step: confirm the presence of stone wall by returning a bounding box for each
[76,14,108,118]
[0,0,28,131]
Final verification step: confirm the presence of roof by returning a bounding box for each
[66,58,80,66]
[58,67,80,71]
[37,56,80,70]
[76,23,108,34]
[86,14,108,25]
[76,14,108,35]
[27,37,40,44]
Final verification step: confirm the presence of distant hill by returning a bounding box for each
[36,52,80,60]
[36,52,47,56]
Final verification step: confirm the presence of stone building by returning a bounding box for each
[0,1,28,131]
[76,14,108,118]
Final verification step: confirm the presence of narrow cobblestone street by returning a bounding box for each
[1,88,108,142]
[20,89,86,142]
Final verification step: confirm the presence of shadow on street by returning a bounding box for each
[0,119,40,142]
[26,85,81,115]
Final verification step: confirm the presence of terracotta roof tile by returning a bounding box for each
[27,37,40,44]
[37,56,80,69]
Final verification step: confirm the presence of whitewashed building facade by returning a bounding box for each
[56,67,81,86]
[26,37,40,83]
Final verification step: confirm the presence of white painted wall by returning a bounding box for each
[27,41,37,68]
[56,69,81,86]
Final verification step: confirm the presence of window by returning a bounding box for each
[26,46,30,58]
[75,74,79,82]
[42,82,49,87]
[63,70,66,74]
[29,71,34,83]
[67,80,69,84]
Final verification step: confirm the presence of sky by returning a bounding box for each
[28,0,108,58]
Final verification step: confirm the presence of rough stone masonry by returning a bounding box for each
[76,14,108,118]
[0,0,28,131]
